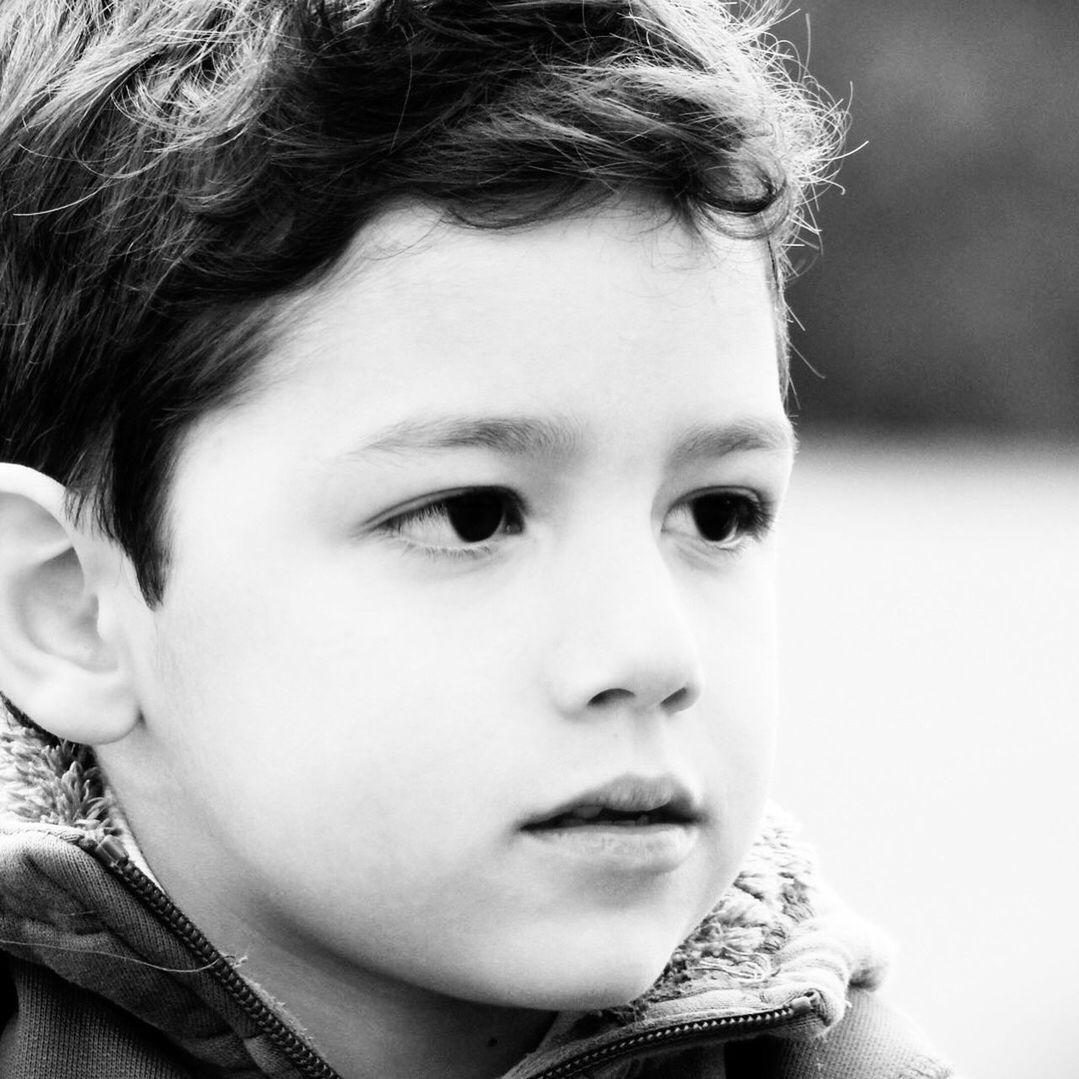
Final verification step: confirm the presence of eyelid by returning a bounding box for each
[370,484,775,564]
[665,487,775,548]
[373,486,525,559]
[371,486,519,529]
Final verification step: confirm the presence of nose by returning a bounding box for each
[543,534,704,720]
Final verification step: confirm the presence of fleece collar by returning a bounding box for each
[0,706,890,1078]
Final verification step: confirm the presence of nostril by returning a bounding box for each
[585,685,696,712]
[662,686,694,712]
[587,687,635,708]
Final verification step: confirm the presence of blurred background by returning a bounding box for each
[770,3,1079,1078]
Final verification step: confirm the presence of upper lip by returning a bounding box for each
[523,773,702,828]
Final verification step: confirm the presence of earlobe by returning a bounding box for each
[0,464,140,745]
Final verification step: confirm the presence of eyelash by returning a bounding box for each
[377,486,774,562]
[378,488,525,561]
[669,490,774,551]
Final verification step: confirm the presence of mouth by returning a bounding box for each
[523,774,701,832]
[524,803,696,831]
[520,775,703,872]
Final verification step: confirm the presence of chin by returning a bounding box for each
[475,923,684,1012]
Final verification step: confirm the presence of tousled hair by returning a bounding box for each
[0,0,839,604]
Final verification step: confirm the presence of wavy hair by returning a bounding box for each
[0,0,840,602]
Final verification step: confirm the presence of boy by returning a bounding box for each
[0,1,954,1076]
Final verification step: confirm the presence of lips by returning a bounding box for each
[521,774,703,873]
[523,774,701,832]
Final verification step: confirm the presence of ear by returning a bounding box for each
[0,464,140,744]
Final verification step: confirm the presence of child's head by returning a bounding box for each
[0,0,836,1025]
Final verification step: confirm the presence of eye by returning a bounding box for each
[381,489,524,553]
[667,491,770,549]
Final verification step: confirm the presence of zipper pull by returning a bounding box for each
[90,833,131,870]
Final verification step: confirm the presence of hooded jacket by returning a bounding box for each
[0,716,956,1079]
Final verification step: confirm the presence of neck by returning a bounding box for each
[247,940,555,1079]
[157,856,553,1078]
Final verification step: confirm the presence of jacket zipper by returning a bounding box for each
[74,833,812,1079]
[74,832,341,1079]
[529,999,808,1079]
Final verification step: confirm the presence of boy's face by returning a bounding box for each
[103,203,795,1011]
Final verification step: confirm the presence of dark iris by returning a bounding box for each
[691,493,757,544]
[445,491,515,543]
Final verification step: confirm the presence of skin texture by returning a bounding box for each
[19,204,796,1079]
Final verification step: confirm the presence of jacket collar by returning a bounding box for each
[0,707,890,1077]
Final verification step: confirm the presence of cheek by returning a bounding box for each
[695,550,779,685]
[143,557,519,839]
[692,559,780,795]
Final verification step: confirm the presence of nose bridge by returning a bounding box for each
[545,521,703,717]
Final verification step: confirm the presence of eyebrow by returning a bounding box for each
[668,416,798,465]
[348,415,584,460]
[343,413,795,463]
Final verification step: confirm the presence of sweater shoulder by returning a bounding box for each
[0,953,197,1079]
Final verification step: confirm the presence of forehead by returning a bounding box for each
[275,203,777,379]
[330,200,778,317]
[183,202,786,480]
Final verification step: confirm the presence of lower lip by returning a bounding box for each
[522,822,700,873]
